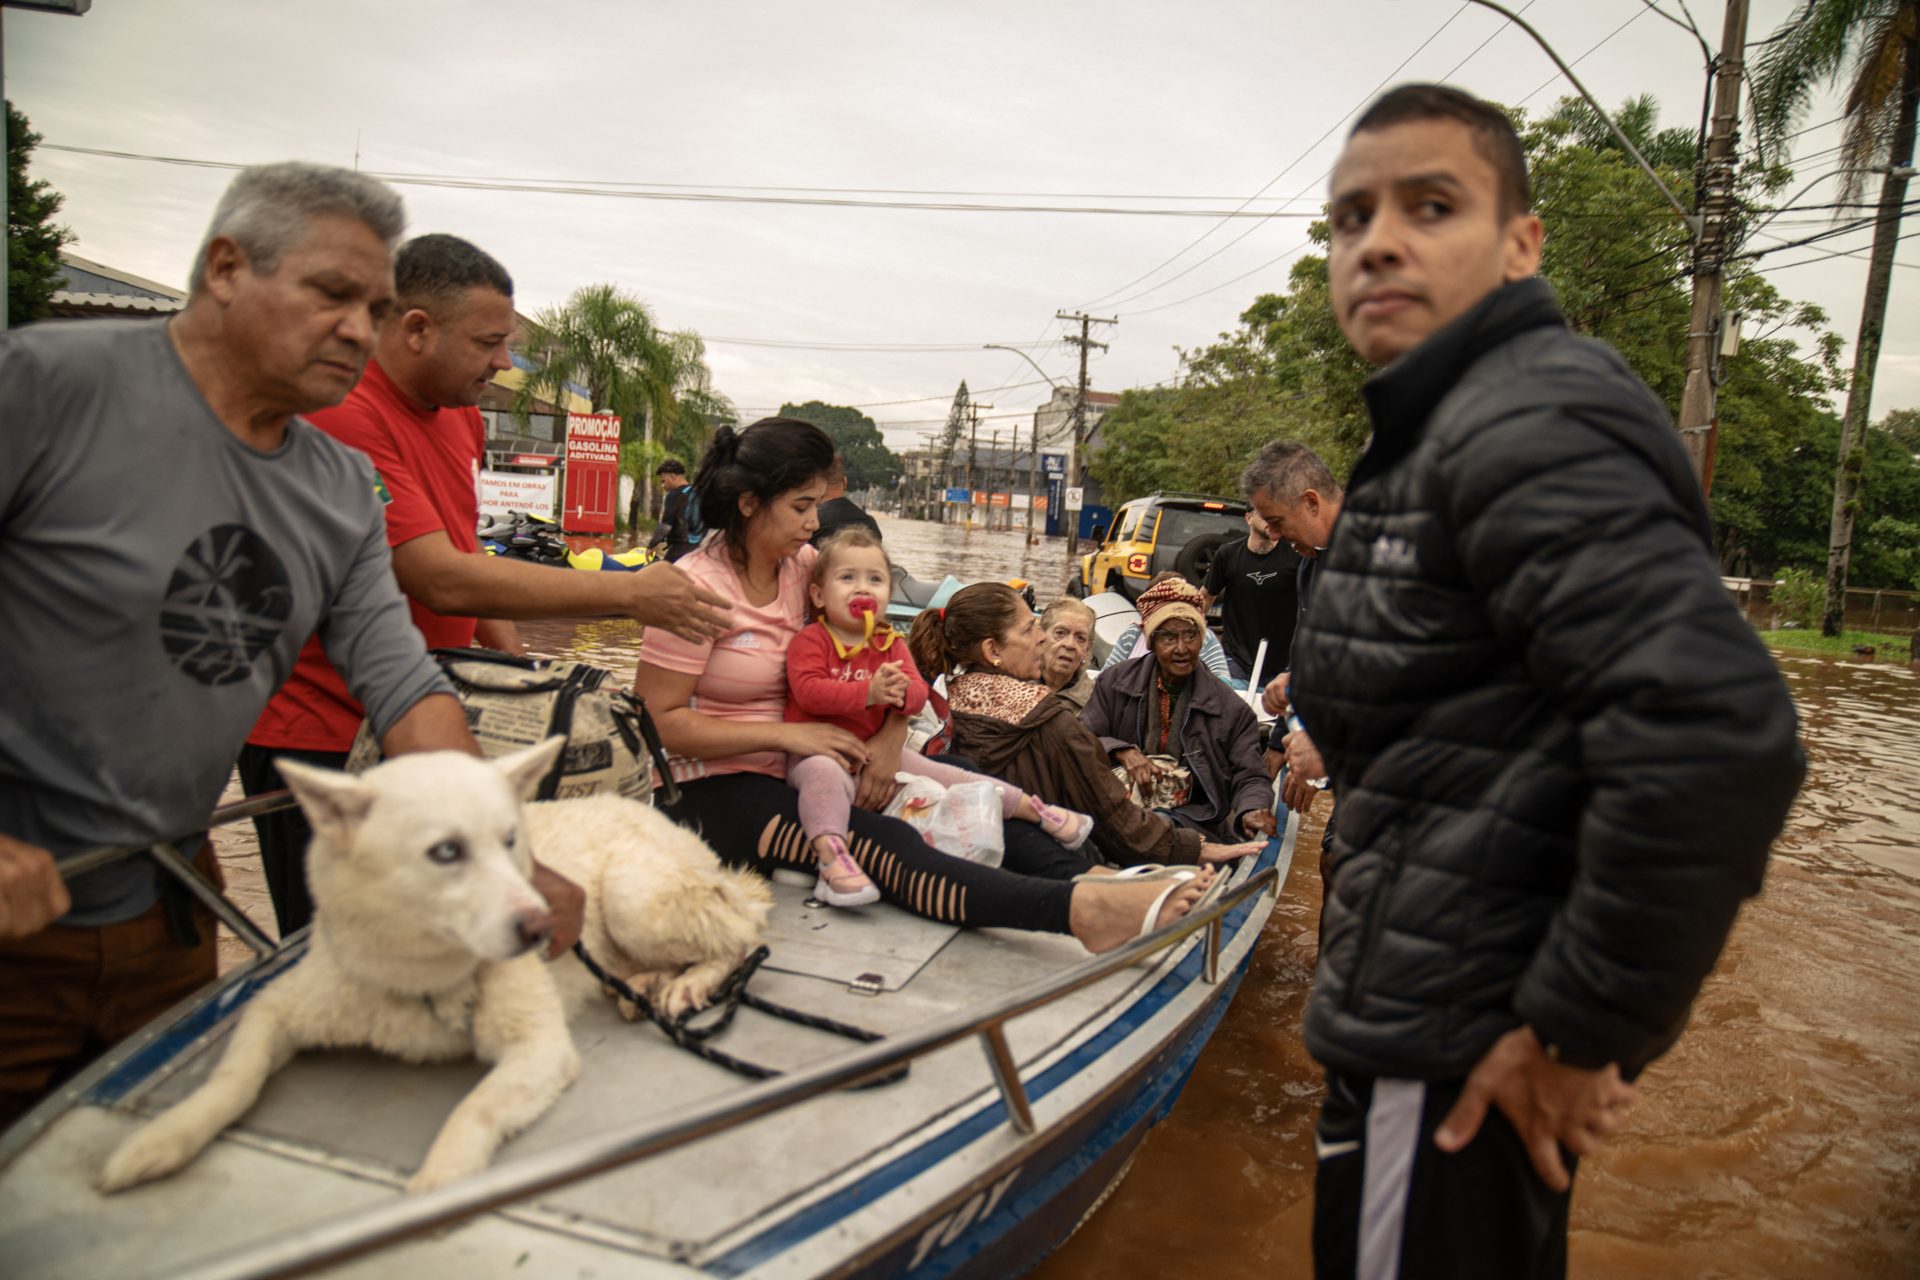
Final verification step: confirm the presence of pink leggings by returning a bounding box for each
[787,750,1025,843]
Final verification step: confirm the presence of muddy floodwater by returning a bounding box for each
[218,516,1920,1277]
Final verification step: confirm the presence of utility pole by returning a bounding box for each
[914,430,936,522]
[1677,0,1750,491]
[1026,409,1041,546]
[1056,311,1115,558]
[988,428,1001,530]
[965,401,991,530]
[1007,423,1020,532]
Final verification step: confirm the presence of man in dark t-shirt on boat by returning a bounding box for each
[810,454,881,546]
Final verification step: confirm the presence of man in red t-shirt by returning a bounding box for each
[243,234,732,934]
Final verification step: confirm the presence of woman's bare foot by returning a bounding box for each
[1068,868,1215,954]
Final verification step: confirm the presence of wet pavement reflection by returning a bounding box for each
[365,518,1920,1277]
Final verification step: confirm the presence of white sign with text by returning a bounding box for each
[479,470,558,518]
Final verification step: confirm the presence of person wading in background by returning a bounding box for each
[652,458,702,562]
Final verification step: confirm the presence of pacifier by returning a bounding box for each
[849,596,880,646]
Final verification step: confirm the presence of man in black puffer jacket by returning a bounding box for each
[1290,84,1805,1280]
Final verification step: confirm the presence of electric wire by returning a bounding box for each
[1072,1,1476,311]
[38,145,1334,219]
[1111,0,1590,319]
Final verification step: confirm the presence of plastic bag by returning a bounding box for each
[883,774,1006,867]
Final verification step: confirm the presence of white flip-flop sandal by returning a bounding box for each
[1135,870,1203,939]
[1071,863,1175,885]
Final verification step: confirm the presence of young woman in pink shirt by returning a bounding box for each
[633,418,1215,951]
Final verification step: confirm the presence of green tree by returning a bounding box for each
[1750,0,1919,633]
[1881,406,1920,452]
[1089,287,1356,500]
[513,284,725,529]
[1087,93,1920,593]
[776,400,902,490]
[7,101,75,327]
[938,382,969,490]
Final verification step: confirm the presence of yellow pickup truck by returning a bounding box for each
[1068,491,1250,601]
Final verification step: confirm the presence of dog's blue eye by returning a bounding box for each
[427,840,465,865]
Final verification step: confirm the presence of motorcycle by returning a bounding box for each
[477,512,654,572]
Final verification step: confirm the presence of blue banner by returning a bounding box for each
[944,487,971,503]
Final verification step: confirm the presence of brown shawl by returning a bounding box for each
[947,671,1203,867]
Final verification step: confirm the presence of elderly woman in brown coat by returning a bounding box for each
[909,583,1259,870]
[1083,578,1279,843]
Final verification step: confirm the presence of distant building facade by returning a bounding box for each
[46,252,185,319]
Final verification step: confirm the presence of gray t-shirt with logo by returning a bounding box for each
[0,319,450,925]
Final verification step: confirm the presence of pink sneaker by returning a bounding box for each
[814,835,880,907]
[1034,801,1095,851]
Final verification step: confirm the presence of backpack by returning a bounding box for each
[681,487,705,545]
[346,648,678,805]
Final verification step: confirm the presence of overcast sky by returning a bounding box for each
[6,0,1913,453]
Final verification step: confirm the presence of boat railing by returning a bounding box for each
[67,793,1288,1280]
[55,789,302,960]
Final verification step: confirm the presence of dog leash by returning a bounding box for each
[570,942,907,1088]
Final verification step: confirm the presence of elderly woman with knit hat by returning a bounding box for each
[1083,578,1279,843]
[1101,571,1235,681]
[909,582,1261,870]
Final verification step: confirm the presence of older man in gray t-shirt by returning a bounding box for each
[0,163,506,1127]
[0,319,449,924]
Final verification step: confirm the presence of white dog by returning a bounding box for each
[98,738,771,1195]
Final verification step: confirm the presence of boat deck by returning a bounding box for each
[0,830,1292,1280]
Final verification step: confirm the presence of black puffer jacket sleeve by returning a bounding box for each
[1440,350,1804,1071]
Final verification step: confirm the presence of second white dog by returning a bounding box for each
[98,737,771,1195]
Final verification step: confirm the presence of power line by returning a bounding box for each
[1516,5,1650,106]
[1598,206,1917,309]
[1112,0,1560,319]
[1074,1,1476,310]
[733,376,1060,414]
[1748,219,1920,272]
[1634,0,1710,60]
[703,335,1033,352]
[1758,227,1920,273]
[369,171,1337,205]
[38,144,1333,219]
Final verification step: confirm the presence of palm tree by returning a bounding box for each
[1750,0,1918,635]
[513,284,678,530]
[637,330,737,524]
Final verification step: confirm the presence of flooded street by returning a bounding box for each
[217,517,1920,1276]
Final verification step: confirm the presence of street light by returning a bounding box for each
[983,344,1066,547]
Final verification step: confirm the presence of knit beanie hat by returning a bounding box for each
[1135,577,1207,643]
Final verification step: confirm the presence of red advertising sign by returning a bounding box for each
[563,413,621,534]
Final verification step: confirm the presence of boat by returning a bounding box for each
[886,568,1035,628]
[0,795,1296,1280]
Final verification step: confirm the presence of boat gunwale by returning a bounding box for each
[132,850,1286,1280]
[748,883,1277,1280]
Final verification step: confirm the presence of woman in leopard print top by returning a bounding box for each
[909,584,1260,871]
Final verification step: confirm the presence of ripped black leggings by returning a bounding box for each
[661,773,1079,934]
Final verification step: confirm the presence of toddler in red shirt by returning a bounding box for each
[786,529,1093,906]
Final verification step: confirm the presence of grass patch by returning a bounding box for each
[1760,628,1913,660]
